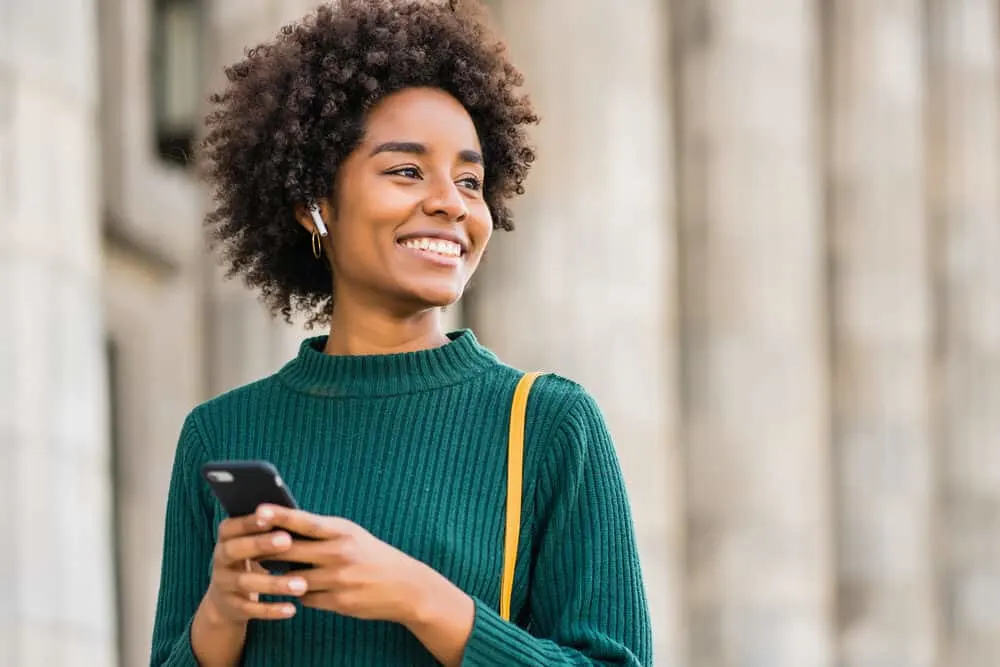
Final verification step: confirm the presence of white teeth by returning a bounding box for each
[400,237,462,257]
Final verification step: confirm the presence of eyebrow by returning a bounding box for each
[369,141,483,166]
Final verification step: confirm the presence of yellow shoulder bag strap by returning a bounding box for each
[500,371,545,622]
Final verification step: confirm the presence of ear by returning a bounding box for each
[293,200,332,236]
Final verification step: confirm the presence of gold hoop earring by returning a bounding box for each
[312,231,322,259]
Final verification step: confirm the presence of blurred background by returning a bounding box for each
[2,0,999,665]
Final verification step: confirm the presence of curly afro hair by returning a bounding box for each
[200,0,539,326]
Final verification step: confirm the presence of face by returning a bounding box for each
[302,87,493,314]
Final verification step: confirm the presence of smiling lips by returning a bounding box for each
[398,237,464,258]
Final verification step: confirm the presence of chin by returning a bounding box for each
[412,290,462,310]
[397,282,465,311]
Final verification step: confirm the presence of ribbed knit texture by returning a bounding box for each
[149,330,652,666]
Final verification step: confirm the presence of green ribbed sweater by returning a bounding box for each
[150,330,652,666]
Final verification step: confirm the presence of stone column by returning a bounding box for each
[670,1,832,665]
[927,1,1000,665]
[0,1,117,666]
[825,3,936,666]
[469,0,684,663]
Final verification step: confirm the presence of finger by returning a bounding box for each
[278,539,352,569]
[228,595,298,621]
[300,590,358,616]
[218,513,275,541]
[216,531,293,567]
[230,571,309,597]
[256,505,355,540]
[295,564,346,593]
[247,560,269,575]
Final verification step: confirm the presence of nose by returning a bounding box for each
[422,177,468,222]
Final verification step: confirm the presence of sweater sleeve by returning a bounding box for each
[149,413,216,667]
[461,390,654,666]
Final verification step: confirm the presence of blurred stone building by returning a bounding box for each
[2,0,998,666]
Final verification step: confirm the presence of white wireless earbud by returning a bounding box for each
[308,203,329,238]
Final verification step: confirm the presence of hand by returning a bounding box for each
[202,512,311,625]
[254,504,459,626]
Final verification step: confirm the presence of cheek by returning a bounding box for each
[468,208,493,260]
[331,223,384,277]
[329,216,374,266]
[332,194,412,266]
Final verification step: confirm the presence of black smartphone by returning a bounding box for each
[201,460,312,573]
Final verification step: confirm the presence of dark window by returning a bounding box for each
[105,338,125,665]
[152,0,202,166]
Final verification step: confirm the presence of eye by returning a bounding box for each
[387,166,422,179]
[457,175,483,191]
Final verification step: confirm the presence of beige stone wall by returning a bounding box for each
[6,0,1000,665]
[1,1,116,665]
[671,2,832,664]
[96,1,210,665]
[826,3,937,665]
[928,2,1000,665]
[102,252,205,667]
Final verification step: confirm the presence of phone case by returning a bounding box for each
[201,460,312,573]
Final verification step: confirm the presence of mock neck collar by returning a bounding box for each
[276,329,499,398]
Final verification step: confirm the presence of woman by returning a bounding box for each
[149,1,652,665]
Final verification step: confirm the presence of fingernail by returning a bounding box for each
[288,578,307,594]
[272,533,291,547]
[282,604,296,616]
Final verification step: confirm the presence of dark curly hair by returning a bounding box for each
[200,0,539,326]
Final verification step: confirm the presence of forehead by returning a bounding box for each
[362,87,482,152]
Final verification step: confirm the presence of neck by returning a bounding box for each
[324,297,450,356]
